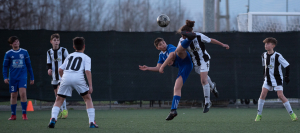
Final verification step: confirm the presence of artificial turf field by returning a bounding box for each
[0,108,300,133]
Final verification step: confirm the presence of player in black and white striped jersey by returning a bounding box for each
[255,37,297,121]
[178,20,229,113]
[47,33,69,118]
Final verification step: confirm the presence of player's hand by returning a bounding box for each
[30,80,34,85]
[285,76,290,85]
[159,67,164,73]
[222,44,230,49]
[4,79,9,84]
[88,86,93,94]
[48,69,52,76]
[139,65,148,71]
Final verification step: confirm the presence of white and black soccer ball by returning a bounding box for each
[157,14,170,27]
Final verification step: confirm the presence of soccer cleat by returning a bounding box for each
[290,113,298,121]
[58,112,62,119]
[203,102,212,113]
[255,114,262,121]
[89,122,99,128]
[22,114,28,120]
[165,110,177,121]
[8,115,16,120]
[61,110,68,119]
[48,118,56,128]
[180,31,196,40]
[211,82,219,98]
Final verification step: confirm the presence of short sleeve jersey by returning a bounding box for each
[157,44,178,68]
[60,52,91,79]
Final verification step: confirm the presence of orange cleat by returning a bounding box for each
[22,114,28,120]
[8,115,16,120]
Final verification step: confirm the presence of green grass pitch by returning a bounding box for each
[0,108,300,133]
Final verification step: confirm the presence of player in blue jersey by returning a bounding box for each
[139,32,196,120]
[2,36,34,120]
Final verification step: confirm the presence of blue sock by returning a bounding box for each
[181,39,193,49]
[11,104,17,115]
[171,95,181,110]
[21,102,27,114]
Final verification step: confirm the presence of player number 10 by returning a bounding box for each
[66,56,82,71]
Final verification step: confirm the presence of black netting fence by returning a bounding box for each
[1,30,300,101]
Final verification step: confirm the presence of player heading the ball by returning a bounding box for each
[177,20,229,113]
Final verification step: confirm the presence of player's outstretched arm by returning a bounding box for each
[159,52,175,73]
[139,63,162,72]
[210,38,230,49]
[85,70,93,94]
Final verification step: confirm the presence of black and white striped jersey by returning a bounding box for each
[178,32,211,66]
[47,47,69,81]
[262,51,289,86]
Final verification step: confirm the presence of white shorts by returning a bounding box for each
[262,81,283,91]
[51,80,60,85]
[57,78,89,97]
[194,61,210,74]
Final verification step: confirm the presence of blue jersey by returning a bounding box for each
[2,48,34,80]
[157,44,179,68]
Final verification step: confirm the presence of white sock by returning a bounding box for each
[207,76,214,89]
[51,106,60,120]
[87,108,95,123]
[63,99,67,110]
[283,101,293,115]
[203,84,210,104]
[257,99,265,115]
[60,104,64,111]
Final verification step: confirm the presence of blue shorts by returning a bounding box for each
[175,53,193,84]
[9,79,27,93]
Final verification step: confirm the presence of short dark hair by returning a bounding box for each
[51,33,60,40]
[8,36,18,44]
[73,37,85,50]
[263,37,277,45]
[154,38,164,47]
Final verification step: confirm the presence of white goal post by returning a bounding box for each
[237,12,300,32]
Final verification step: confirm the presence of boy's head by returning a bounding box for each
[154,38,167,51]
[8,36,19,48]
[50,33,60,47]
[263,37,277,51]
[73,37,85,51]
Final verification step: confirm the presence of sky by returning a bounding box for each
[182,0,300,31]
[104,0,300,31]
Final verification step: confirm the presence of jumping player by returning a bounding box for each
[3,36,34,120]
[139,32,197,121]
[177,20,229,113]
[48,37,98,128]
[47,33,69,119]
[255,37,297,121]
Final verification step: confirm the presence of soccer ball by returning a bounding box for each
[157,14,170,27]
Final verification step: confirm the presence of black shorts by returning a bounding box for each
[52,83,61,90]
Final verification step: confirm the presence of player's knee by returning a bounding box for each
[277,93,285,99]
[201,79,208,85]
[11,93,18,99]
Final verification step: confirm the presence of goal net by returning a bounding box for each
[237,12,300,32]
